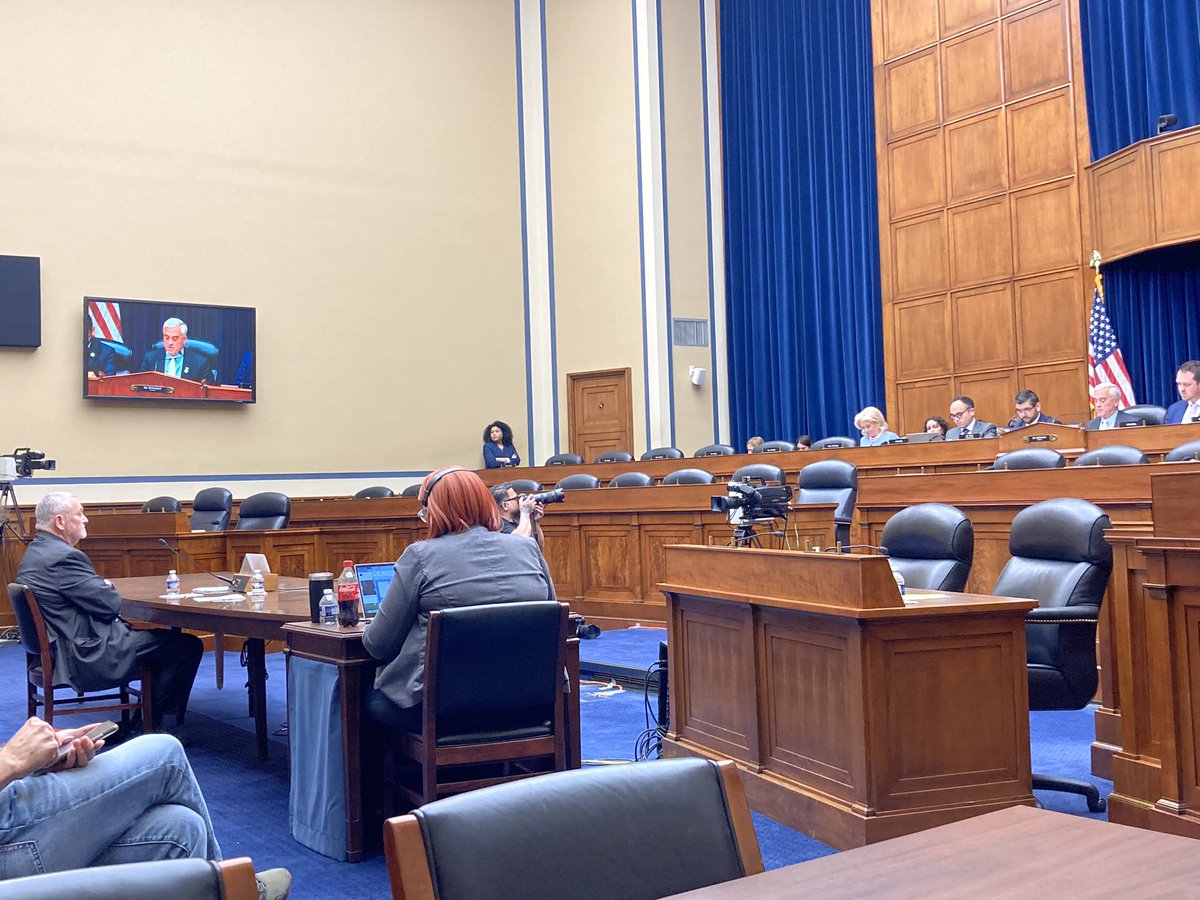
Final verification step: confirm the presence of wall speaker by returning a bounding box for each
[0,255,41,348]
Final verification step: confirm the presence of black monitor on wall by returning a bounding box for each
[0,255,41,348]
[83,296,257,404]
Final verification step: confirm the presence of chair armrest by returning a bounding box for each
[1026,605,1099,624]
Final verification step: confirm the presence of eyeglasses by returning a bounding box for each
[949,410,969,419]
[1014,405,1036,414]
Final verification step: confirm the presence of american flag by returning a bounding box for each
[87,299,123,344]
[1087,276,1135,408]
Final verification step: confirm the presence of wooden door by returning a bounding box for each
[567,368,634,463]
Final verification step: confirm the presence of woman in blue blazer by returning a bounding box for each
[482,420,522,468]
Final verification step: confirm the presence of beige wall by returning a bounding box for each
[0,0,719,503]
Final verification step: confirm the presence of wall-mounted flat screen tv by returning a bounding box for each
[83,296,256,404]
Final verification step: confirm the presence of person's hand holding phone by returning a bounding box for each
[47,721,114,772]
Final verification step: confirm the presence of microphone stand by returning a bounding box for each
[157,538,243,589]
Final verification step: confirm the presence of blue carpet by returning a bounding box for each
[0,627,1113,895]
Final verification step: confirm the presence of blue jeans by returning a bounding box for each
[0,734,221,880]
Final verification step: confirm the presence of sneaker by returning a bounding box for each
[255,867,292,900]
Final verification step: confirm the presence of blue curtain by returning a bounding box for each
[1080,1,1200,161]
[720,0,882,444]
[1105,244,1200,408]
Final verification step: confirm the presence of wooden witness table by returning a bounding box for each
[659,545,1037,849]
[113,572,312,761]
[667,805,1200,898]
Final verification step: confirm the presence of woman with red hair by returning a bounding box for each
[362,466,556,730]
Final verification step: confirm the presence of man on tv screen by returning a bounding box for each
[141,317,214,382]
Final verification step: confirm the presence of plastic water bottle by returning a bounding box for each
[249,569,266,596]
[165,569,180,596]
[893,569,906,597]
[319,589,337,625]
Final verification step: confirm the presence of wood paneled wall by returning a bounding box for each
[872,0,1093,431]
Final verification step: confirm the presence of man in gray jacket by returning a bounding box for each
[16,493,203,732]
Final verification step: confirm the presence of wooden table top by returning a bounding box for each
[113,572,312,638]
[668,805,1200,898]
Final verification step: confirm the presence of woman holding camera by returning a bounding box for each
[362,467,556,732]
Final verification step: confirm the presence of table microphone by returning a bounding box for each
[158,538,240,589]
[822,544,889,556]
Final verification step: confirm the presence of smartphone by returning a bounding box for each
[38,721,119,773]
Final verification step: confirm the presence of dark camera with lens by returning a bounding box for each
[710,480,791,521]
[574,616,600,640]
[531,488,566,506]
[1,448,57,480]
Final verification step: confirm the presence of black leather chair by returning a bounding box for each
[556,473,600,490]
[797,459,857,547]
[641,447,684,460]
[880,503,973,591]
[989,448,1066,470]
[376,601,569,810]
[731,463,785,484]
[9,584,153,729]
[1073,445,1149,467]
[354,485,395,499]
[0,858,260,900]
[694,443,735,457]
[752,440,795,453]
[400,484,423,497]
[235,492,291,530]
[594,450,634,463]
[993,498,1113,812]
[811,436,856,450]
[608,471,654,488]
[545,453,584,466]
[662,468,715,485]
[190,487,233,531]
[383,758,763,900]
[141,495,182,513]
[1123,403,1167,425]
[1165,439,1200,462]
[508,478,542,493]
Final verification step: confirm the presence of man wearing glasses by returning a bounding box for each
[1005,389,1061,430]
[946,396,998,440]
[489,483,545,550]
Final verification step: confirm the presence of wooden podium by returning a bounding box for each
[1107,467,1200,838]
[659,545,1036,849]
[87,371,252,401]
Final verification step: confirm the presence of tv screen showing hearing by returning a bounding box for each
[83,296,257,404]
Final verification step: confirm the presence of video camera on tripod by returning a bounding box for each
[1,448,56,482]
[710,479,792,547]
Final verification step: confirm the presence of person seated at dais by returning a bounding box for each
[140,317,214,383]
[946,396,998,440]
[362,467,556,732]
[1084,383,1139,430]
[853,407,899,447]
[1005,389,1061,431]
[745,436,764,452]
[1165,360,1200,425]
[924,416,949,439]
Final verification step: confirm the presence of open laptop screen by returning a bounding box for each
[355,562,396,618]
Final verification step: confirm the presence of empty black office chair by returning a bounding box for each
[594,450,634,463]
[190,487,233,531]
[993,498,1113,812]
[384,758,763,900]
[641,447,684,461]
[400,484,423,497]
[731,463,785,484]
[811,436,856,450]
[509,478,542,493]
[1073,445,1149,467]
[141,495,182,513]
[608,471,654,488]
[694,443,735,457]
[1123,404,1167,426]
[556,473,600,490]
[662,468,715,485]
[235,492,291,530]
[989,448,1066,470]
[797,459,857,547]
[752,440,795,453]
[880,504,974,591]
[10,583,154,730]
[354,485,395,499]
[545,453,584,466]
[1165,439,1200,462]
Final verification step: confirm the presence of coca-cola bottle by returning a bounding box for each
[335,559,361,627]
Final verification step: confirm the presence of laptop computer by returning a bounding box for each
[901,432,943,443]
[354,562,396,619]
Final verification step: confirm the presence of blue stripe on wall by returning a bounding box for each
[514,0,536,463]
[699,0,721,442]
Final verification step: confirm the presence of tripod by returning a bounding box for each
[0,480,29,589]
[729,517,786,549]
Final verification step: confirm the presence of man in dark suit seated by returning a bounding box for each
[1006,389,1061,430]
[946,396,998,440]
[1165,360,1200,425]
[15,493,203,735]
[85,321,116,376]
[140,317,214,382]
[1084,383,1140,430]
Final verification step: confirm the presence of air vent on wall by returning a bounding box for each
[672,317,708,347]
